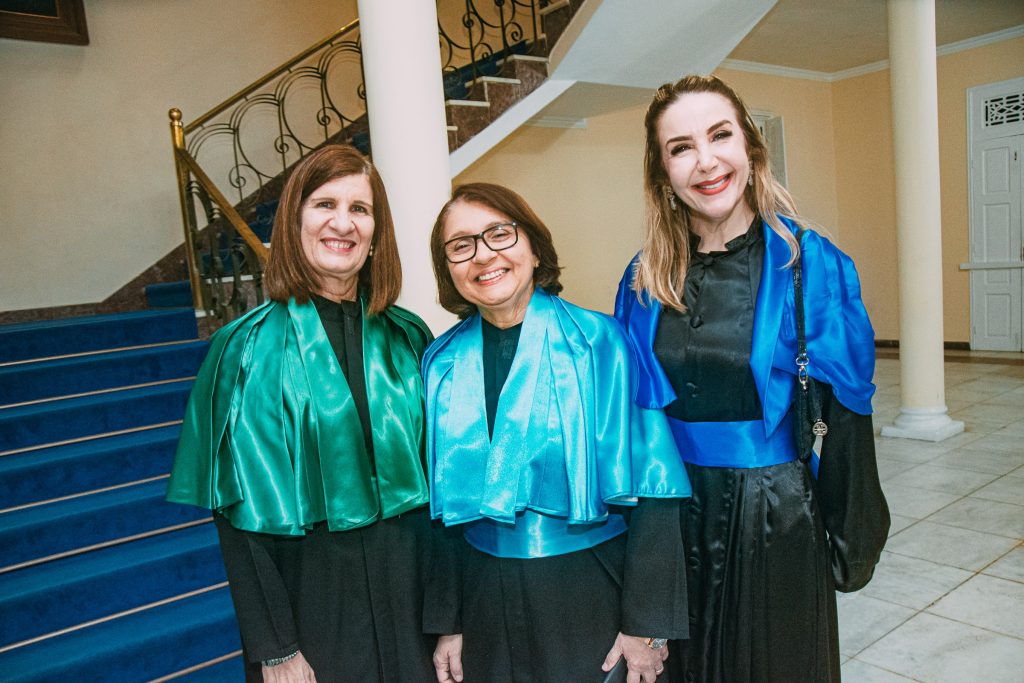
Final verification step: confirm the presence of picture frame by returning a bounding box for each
[0,0,89,45]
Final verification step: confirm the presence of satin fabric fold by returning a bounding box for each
[615,215,875,447]
[423,290,691,539]
[167,298,432,535]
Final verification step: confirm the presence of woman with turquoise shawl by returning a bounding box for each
[423,183,693,683]
[616,76,890,682]
[167,145,435,683]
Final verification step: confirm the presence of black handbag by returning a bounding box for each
[793,229,828,464]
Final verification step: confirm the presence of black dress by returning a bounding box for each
[652,224,889,683]
[214,296,436,683]
[423,320,689,683]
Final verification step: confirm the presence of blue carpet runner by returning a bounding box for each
[0,309,243,681]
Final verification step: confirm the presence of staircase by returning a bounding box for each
[0,310,244,681]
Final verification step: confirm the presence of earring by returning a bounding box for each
[368,245,375,257]
[664,185,677,211]
[748,166,754,187]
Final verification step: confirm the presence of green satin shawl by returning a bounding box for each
[166,298,432,535]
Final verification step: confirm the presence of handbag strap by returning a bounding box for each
[793,229,809,387]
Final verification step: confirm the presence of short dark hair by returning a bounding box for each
[264,144,400,314]
[429,182,563,319]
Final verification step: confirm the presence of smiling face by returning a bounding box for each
[299,173,375,301]
[657,91,755,237]
[442,199,538,327]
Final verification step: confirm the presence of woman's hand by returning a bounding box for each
[261,651,316,683]
[433,633,464,682]
[602,632,668,683]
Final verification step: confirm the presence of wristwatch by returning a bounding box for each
[646,637,668,650]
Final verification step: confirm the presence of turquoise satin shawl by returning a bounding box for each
[615,216,875,450]
[423,290,691,534]
[166,298,432,535]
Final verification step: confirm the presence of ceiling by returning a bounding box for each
[727,0,1024,74]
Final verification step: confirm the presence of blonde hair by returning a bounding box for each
[635,74,806,311]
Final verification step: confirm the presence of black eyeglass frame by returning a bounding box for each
[443,222,520,263]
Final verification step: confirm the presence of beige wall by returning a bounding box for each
[833,36,1024,342]
[458,38,1024,341]
[455,70,839,315]
[0,0,354,312]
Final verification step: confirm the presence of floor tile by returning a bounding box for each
[885,521,1018,570]
[983,545,1024,582]
[929,448,1024,476]
[886,514,917,537]
[860,551,972,610]
[884,464,998,496]
[951,403,1022,427]
[964,432,1024,454]
[971,475,1024,505]
[837,594,915,657]
[882,485,959,519]
[857,612,1024,683]
[841,659,916,682]
[927,574,1024,639]
[928,497,1024,539]
[995,420,1024,436]
[876,458,921,482]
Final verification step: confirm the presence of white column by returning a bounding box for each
[357,0,456,334]
[881,0,964,442]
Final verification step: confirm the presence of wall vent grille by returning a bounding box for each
[984,92,1024,128]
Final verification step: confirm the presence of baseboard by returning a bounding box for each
[875,340,971,350]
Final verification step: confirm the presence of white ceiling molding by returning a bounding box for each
[721,23,1024,83]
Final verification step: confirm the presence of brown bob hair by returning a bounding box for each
[263,144,401,314]
[429,182,563,319]
[635,74,804,311]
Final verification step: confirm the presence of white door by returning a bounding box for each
[968,78,1024,352]
[970,134,1022,351]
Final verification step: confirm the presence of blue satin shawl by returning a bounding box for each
[615,217,875,467]
[423,290,691,557]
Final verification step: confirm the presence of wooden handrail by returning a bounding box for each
[174,148,270,264]
[184,20,360,134]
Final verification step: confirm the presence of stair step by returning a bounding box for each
[0,478,210,569]
[163,653,245,682]
[0,341,207,406]
[0,309,199,364]
[0,380,193,453]
[146,280,194,309]
[0,524,224,648]
[0,424,181,515]
[0,585,240,683]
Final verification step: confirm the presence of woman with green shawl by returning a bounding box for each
[167,145,435,683]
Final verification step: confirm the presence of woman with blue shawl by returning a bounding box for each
[423,183,693,683]
[167,145,435,682]
[615,75,890,682]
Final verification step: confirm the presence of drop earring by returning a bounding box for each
[664,185,677,211]
[368,245,375,257]
[748,166,754,187]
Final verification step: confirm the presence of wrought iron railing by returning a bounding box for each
[438,1,542,84]
[169,2,560,326]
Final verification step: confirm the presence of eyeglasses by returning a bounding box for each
[443,222,519,263]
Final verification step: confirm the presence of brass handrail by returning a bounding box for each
[174,147,270,263]
[184,19,360,135]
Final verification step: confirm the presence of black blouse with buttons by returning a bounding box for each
[653,217,765,423]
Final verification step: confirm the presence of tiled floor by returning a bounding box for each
[838,354,1024,682]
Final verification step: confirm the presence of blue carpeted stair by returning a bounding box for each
[0,308,243,681]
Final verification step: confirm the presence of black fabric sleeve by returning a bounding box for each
[815,385,891,593]
[422,521,465,634]
[213,513,300,663]
[619,498,689,639]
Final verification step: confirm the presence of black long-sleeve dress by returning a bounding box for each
[423,319,689,683]
[651,225,889,682]
[213,297,436,683]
